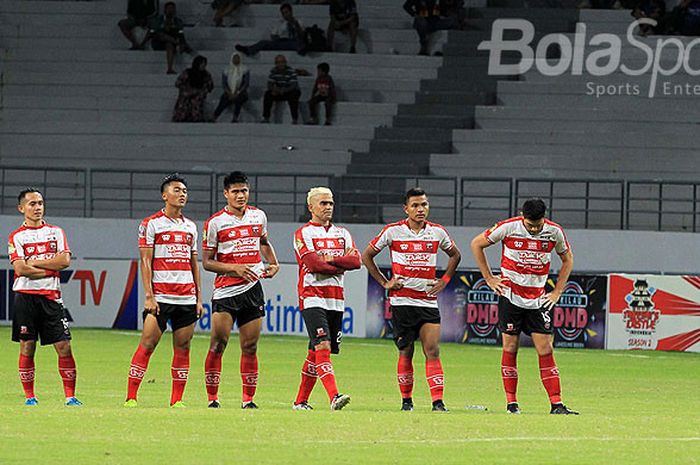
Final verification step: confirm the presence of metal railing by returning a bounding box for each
[2,166,699,232]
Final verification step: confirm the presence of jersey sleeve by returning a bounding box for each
[344,228,357,253]
[8,233,23,263]
[56,227,71,254]
[438,226,454,251]
[138,218,153,248]
[484,220,510,244]
[203,217,218,251]
[191,223,199,255]
[369,225,391,251]
[554,226,571,255]
[261,211,268,237]
[294,227,315,259]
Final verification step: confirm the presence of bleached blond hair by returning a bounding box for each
[307,186,333,205]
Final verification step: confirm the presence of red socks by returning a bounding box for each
[127,345,153,401]
[501,350,518,404]
[240,353,258,403]
[170,348,190,405]
[397,355,414,399]
[425,358,444,402]
[58,355,77,398]
[19,354,35,399]
[204,350,223,402]
[539,353,562,404]
[315,348,339,401]
[295,349,318,404]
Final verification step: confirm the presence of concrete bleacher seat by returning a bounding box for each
[0,0,447,178]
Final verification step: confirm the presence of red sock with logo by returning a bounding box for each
[127,345,153,400]
[240,353,258,403]
[315,348,339,401]
[425,358,444,402]
[538,353,562,404]
[397,355,414,399]
[19,354,35,399]
[58,355,77,398]
[204,350,223,402]
[501,350,518,404]
[170,348,189,405]
[295,349,318,404]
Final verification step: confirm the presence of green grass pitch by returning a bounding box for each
[0,328,698,465]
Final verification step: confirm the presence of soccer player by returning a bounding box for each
[470,198,579,415]
[202,171,279,409]
[125,174,204,408]
[292,187,360,411]
[8,188,81,406]
[362,188,461,412]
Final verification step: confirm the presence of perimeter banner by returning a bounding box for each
[607,274,700,352]
[365,268,607,349]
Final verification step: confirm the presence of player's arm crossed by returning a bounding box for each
[24,251,71,272]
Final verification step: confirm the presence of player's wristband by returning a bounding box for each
[440,275,451,284]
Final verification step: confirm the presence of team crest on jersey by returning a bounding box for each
[252,225,260,235]
[542,242,549,250]
[427,243,434,250]
[49,241,57,252]
[338,238,345,246]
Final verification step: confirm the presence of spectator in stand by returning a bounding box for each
[403,0,465,55]
[307,63,335,126]
[212,0,244,27]
[212,52,250,123]
[327,0,359,53]
[149,2,193,74]
[118,0,159,50]
[173,55,214,122]
[632,0,666,34]
[262,55,301,124]
[666,0,700,35]
[235,3,306,56]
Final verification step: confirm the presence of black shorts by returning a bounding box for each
[302,307,343,354]
[498,297,553,336]
[12,293,72,345]
[212,282,265,328]
[143,302,198,333]
[391,305,441,350]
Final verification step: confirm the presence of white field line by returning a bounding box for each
[312,437,700,444]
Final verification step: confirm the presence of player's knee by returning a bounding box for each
[424,345,440,359]
[54,341,72,357]
[20,341,37,357]
[141,340,159,352]
[210,339,227,353]
[240,339,257,355]
[503,342,518,353]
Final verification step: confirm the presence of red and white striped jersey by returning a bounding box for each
[484,217,571,309]
[203,206,267,300]
[139,210,198,305]
[369,219,454,308]
[8,222,70,302]
[294,222,356,312]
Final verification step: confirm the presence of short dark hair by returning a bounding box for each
[18,188,42,204]
[223,171,249,189]
[280,3,292,12]
[160,173,187,193]
[317,62,330,74]
[522,198,547,220]
[164,1,175,9]
[404,187,427,204]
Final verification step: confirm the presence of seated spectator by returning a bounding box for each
[327,0,359,53]
[148,2,193,74]
[632,0,666,34]
[403,0,465,55]
[173,55,214,122]
[235,3,306,56]
[118,0,158,50]
[212,0,244,27]
[262,55,301,124]
[666,0,700,35]
[307,62,336,125]
[213,52,250,123]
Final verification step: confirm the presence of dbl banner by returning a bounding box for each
[607,274,700,352]
[366,268,607,349]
